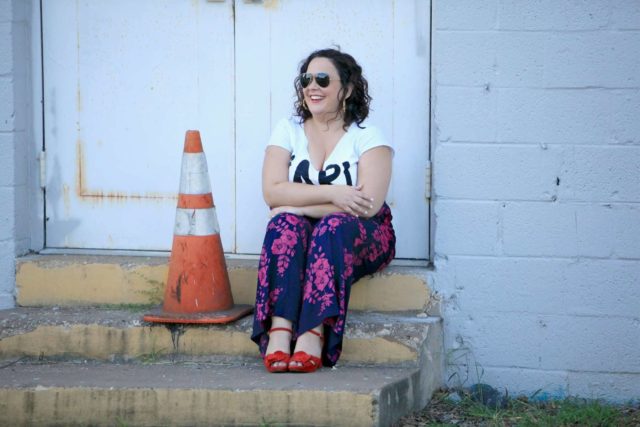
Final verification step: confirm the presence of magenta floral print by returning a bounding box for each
[251,203,396,367]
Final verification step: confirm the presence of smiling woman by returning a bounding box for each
[250,48,396,374]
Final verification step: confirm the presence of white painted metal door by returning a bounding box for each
[235,0,430,258]
[43,0,236,251]
[44,0,430,259]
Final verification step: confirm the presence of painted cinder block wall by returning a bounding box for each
[0,0,31,309]
[430,0,640,401]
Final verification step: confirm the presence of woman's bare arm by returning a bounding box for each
[262,146,373,216]
[267,146,392,219]
[355,146,393,219]
[270,203,346,219]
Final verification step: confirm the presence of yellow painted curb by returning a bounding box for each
[16,256,430,311]
[0,324,418,364]
[341,337,417,363]
[0,388,375,427]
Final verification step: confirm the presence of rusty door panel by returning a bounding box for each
[43,0,235,251]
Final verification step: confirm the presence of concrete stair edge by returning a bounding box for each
[0,306,441,366]
[0,359,442,427]
[15,254,432,312]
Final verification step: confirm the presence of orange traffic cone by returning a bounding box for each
[143,130,253,324]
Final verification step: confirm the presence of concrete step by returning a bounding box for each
[0,306,441,366]
[0,358,442,427]
[16,255,431,312]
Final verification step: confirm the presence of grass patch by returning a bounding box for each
[396,389,640,427]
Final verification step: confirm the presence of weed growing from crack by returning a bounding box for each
[99,303,156,312]
[137,335,167,364]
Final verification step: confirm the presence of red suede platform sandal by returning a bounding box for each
[264,327,293,373]
[288,329,324,373]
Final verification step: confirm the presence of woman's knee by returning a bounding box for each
[313,213,358,237]
[265,213,312,254]
[268,212,309,233]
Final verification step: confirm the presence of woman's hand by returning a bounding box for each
[269,206,305,218]
[330,185,374,217]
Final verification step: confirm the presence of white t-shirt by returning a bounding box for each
[267,117,393,186]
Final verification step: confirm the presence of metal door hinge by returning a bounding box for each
[38,150,46,189]
[425,161,432,200]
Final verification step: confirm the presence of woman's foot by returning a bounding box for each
[264,317,293,373]
[289,326,323,373]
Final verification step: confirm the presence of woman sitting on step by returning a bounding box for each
[251,48,396,373]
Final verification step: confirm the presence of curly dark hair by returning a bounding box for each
[294,48,372,130]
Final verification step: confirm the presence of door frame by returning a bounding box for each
[28,0,45,252]
[428,0,435,265]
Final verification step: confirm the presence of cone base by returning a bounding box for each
[142,304,253,324]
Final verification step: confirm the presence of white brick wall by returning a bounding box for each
[432,0,640,401]
[0,0,31,309]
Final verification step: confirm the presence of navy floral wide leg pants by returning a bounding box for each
[251,203,396,366]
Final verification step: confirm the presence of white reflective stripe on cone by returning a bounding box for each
[179,153,213,195]
[174,208,220,236]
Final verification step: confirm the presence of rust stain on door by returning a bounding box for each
[263,0,280,10]
[76,139,177,203]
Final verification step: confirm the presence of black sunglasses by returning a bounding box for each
[299,72,335,88]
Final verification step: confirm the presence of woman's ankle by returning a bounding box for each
[266,316,293,355]
[293,326,323,353]
[271,316,293,330]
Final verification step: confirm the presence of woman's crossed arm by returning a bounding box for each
[262,145,392,219]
